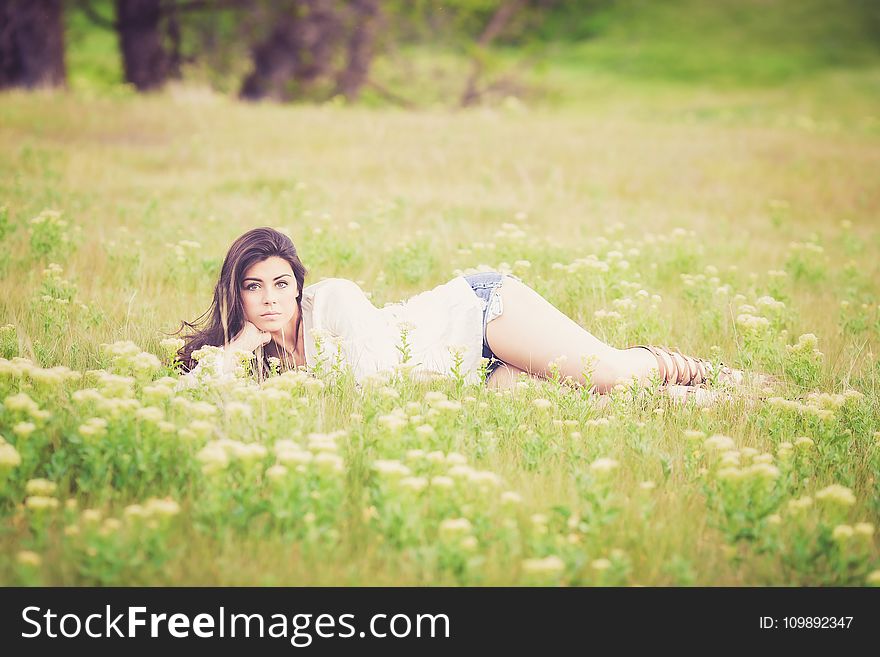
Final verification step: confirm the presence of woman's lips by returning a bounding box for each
[262,313,281,318]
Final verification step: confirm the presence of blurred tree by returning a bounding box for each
[77,0,170,90]
[239,0,347,102]
[0,0,66,89]
[115,0,168,90]
[178,1,449,104]
[460,0,528,106]
[380,0,576,106]
[77,0,243,90]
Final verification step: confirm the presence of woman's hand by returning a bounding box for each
[230,320,273,354]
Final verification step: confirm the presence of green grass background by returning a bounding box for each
[0,0,878,585]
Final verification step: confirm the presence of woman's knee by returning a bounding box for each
[487,362,518,390]
[487,362,539,390]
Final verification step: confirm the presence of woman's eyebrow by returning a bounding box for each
[242,274,293,282]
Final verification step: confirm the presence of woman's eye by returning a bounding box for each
[277,281,288,288]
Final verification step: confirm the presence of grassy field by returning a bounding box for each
[1,4,880,584]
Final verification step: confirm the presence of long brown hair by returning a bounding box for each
[173,227,308,377]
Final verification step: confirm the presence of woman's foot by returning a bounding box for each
[632,345,756,389]
[631,345,712,387]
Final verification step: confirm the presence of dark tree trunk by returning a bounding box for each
[335,0,380,101]
[115,0,168,90]
[239,16,300,101]
[0,0,66,90]
[239,0,344,102]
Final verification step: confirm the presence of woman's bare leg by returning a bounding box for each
[486,361,545,391]
[485,276,661,394]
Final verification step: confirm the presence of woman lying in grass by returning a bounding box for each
[176,227,761,399]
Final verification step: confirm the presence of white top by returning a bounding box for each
[176,276,488,390]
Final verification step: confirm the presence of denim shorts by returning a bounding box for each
[461,271,522,383]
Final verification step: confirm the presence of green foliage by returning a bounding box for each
[60,0,880,98]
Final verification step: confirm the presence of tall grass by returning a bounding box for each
[0,52,878,584]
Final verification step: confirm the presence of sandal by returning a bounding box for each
[630,344,743,388]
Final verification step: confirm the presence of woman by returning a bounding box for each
[176,227,746,395]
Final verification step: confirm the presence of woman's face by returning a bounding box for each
[239,256,300,332]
